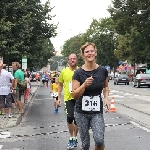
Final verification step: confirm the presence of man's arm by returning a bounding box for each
[13,78,18,90]
[58,82,63,101]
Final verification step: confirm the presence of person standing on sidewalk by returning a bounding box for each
[72,42,110,150]
[57,53,78,149]
[0,61,14,118]
[12,62,24,113]
[24,73,30,104]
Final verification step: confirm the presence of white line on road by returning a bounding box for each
[130,121,150,132]
[108,95,124,98]
[0,132,11,139]
[0,145,3,149]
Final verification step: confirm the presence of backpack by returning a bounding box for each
[17,80,27,91]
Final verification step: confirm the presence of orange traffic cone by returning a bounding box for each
[109,96,116,112]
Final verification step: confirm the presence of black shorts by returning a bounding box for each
[45,79,48,83]
[53,96,58,100]
[65,99,76,118]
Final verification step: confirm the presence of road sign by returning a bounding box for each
[22,57,27,70]
[119,61,123,65]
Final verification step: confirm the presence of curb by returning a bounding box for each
[16,84,40,125]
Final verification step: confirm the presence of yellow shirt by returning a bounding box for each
[51,83,58,93]
[59,67,77,101]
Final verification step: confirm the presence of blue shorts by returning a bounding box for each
[0,93,13,108]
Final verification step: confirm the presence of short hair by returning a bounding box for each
[80,42,97,54]
[13,62,20,68]
[68,53,77,60]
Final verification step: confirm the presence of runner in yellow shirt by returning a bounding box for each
[51,77,59,114]
[58,53,78,149]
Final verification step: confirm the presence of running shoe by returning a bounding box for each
[2,114,6,118]
[67,139,74,149]
[73,139,78,147]
[8,114,13,118]
[54,109,58,114]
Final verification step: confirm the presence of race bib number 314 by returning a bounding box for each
[82,95,100,111]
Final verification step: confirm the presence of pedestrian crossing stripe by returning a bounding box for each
[0,145,3,149]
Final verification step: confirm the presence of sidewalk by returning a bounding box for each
[0,82,40,129]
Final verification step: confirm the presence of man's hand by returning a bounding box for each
[104,98,110,113]
[57,99,61,107]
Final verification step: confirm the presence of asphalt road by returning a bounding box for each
[0,81,150,150]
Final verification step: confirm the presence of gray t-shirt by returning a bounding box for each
[72,66,108,114]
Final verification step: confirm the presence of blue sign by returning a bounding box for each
[119,61,123,65]
[105,66,110,70]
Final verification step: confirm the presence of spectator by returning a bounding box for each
[24,73,30,104]
[0,61,14,118]
[12,62,24,113]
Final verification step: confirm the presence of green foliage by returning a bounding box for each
[108,0,150,64]
[0,0,57,70]
[49,56,67,71]
[61,34,85,66]
[61,18,119,68]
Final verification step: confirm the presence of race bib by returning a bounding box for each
[51,92,58,97]
[82,95,100,111]
[69,82,72,93]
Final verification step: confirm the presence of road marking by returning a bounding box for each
[0,132,11,139]
[0,132,11,150]
[130,121,150,132]
[35,98,52,100]
[124,93,132,95]
[108,95,124,98]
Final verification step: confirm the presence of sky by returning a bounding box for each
[41,0,112,51]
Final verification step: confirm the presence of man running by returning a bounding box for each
[57,53,78,149]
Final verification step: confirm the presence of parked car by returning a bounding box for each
[133,73,150,88]
[114,74,130,85]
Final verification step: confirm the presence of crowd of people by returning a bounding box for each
[0,61,35,117]
[0,42,110,150]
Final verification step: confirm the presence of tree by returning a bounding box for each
[0,0,57,69]
[108,0,150,64]
[84,18,119,68]
[61,17,119,68]
[61,34,85,66]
